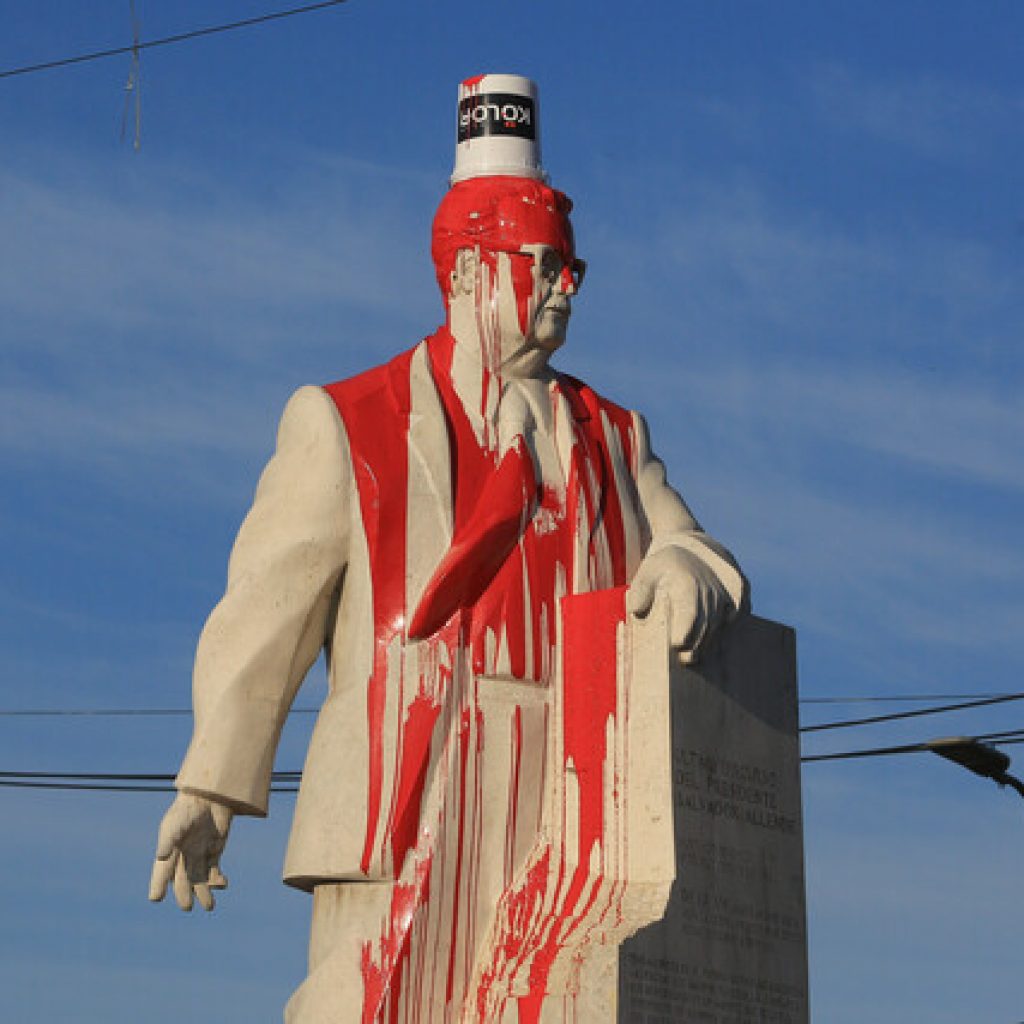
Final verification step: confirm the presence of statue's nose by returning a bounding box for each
[558,265,577,295]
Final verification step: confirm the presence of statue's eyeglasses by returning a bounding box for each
[503,249,587,293]
[552,257,587,293]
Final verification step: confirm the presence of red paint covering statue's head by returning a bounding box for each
[431,176,576,301]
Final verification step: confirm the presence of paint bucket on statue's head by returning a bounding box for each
[450,74,545,184]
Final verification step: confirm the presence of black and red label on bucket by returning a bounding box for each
[457,93,536,142]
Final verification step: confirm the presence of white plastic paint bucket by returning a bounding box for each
[450,73,545,184]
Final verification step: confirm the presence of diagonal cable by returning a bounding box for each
[0,0,350,80]
[800,692,1024,733]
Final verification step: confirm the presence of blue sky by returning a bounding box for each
[1,1,1022,1020]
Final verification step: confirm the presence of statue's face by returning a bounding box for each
[512,243,585,352]
[448,232,585,378]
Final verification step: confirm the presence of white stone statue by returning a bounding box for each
[150,74,746,1023]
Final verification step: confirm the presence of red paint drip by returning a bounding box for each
[475,849,552,1019]
[360,941,384,1024]
[389,693,443,874]
[431,177,575,296]
[326,328,644,1016]
[507,245,537,340]
[445,707,474,1005]
[424,330,638,684]
[325,353,414,876]
[516,588,627,1015]
[508,705,523,879]
[560,375,638,587]
[359,852,433,1023]
[562,587,625,861]
[409,438,537,640]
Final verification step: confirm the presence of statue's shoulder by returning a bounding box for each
[555,371,634,431]
[321,343,421,420]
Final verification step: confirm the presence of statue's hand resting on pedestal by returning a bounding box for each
[149,793,233,911]
[626,545,734,664]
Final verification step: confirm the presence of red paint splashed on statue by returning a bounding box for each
[326,164,648,1016]
[475,849,553,1019]
[359,852,433,1024]
[387,691,443,872]
[514,589,627,1023]
[444,706,474,1004]
[417,329,579,682]
[324,352,415,877]
[431,176,576,305]
[562,587,625,872]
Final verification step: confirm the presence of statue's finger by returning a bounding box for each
[173,854,194,912]
[676,626,707,665]
[625,571,656,617]
[155,827,177,862]
[674,587,712,663]
[148,853,176,902]
[194,882,215,912]
[208,865,228,890]
[664,578,699,648]
[156,803,190,861]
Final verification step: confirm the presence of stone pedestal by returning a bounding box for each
[618,615,809,1024]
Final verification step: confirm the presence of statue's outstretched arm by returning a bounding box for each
[151,386,352,911]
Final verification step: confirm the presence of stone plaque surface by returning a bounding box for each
[618,614,808,1024]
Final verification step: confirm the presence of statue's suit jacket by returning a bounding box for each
[175,332,745,889]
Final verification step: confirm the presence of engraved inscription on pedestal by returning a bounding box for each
[618,615,809,1024]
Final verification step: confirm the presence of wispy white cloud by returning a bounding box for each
[569,177,1023,673]
[808,63,1024,160]
[674,361,1024,493]
[574,176,1020,458]
[0,150,439,354]
[0,375,268,460]
[0,150,449,505]
[0,371,278,510]
[2,139,1020,674]
[657,183,1017,358]
[575,171,1022,609]
[689,466,1024,658]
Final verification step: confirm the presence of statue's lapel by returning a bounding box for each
[553,375,613,591]
[402,340,454,621]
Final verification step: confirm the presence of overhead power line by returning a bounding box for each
[0,768,300,793]
[7,692,1021,737]
[5,730,1024,792]
[0,780,175,792]
[0,770,298,781]
[800,692,1017,704]
[0,0,350,81]
[803,729,1024,763]
[0,779,299,793]
[800,692,1024,734]
[0,707,317,717]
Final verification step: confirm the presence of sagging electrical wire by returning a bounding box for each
[4,729,1024,791]
[0,0,350,81]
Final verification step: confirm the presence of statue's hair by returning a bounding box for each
[431,176,574,296]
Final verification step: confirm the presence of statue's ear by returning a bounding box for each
[451,247,479,297]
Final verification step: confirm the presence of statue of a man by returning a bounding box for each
[150,75,746,1022]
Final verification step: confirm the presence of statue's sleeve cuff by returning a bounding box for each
[646,532,749,617]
